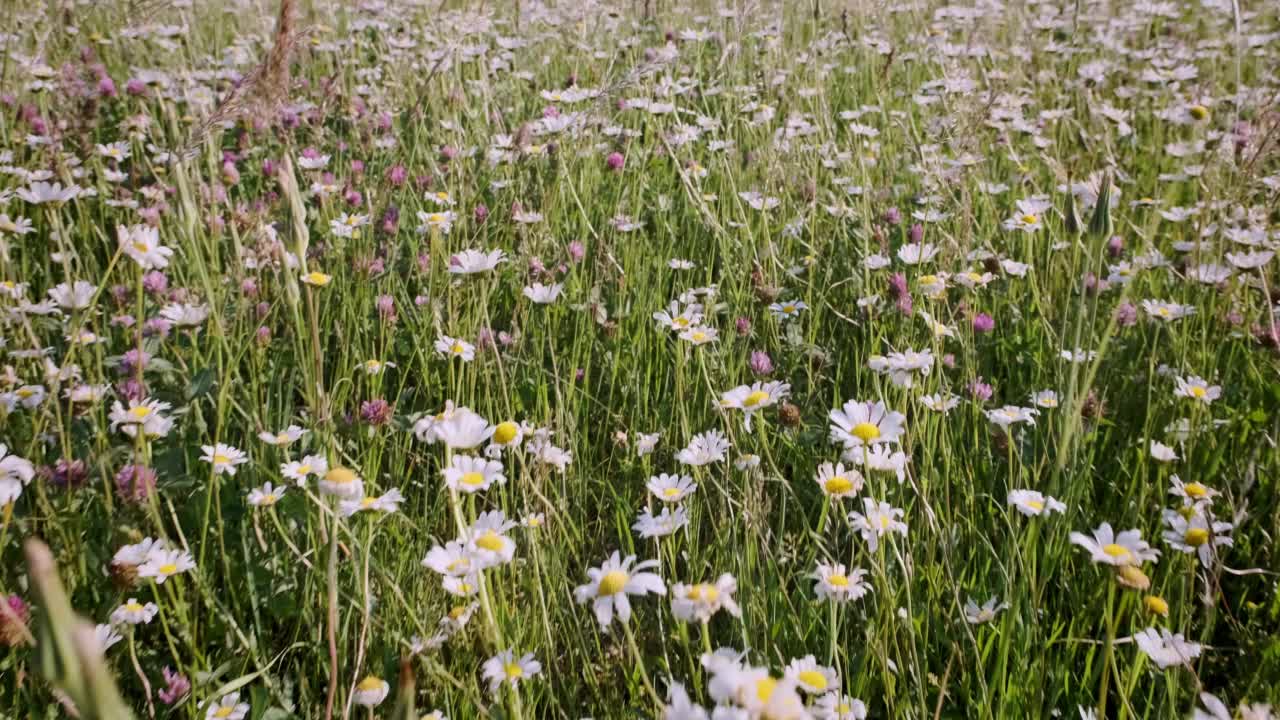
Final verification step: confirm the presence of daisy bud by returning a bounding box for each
[1144,595,1169,617]
[1115,564,1150,590]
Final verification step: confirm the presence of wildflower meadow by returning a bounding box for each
[1,0,1279,717]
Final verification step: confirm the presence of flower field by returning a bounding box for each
[1,0,1279,718]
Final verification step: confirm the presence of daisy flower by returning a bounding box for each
[118,224,173,269]
[94,624,123,653]
[340,488,405,517]
[281,454,327,485]
[662,682,709,720]
[522,283,563,304]
[813,692,868,719]
[318,467,364,499]
[0,444,35,505]
[1141,299,1195,321]
[678,325,718,345]
[652,300,703,331]
[109,398,174,438]
[204,692,249,720]
[1069,523,1161,566]
[200,444,248,475]
[719,381,790,431]
[258,425,307,447]
[1148,440,1179,463]
[352,676,389,707]
[919,393,960,413]
[829,399,905,448]
[814,462,863,500]
[1174,376,1221,404]
[707,663,807,719]
[811,563,870,603]
[635,432,661,456]
[301,271,333,288]
[963,597,1008,624]
[1162,509,1233,568]
[670,574,741,623]
[633,506,689,538]
[842,445,907,483]
[110,598,159,626]
[430,406,494,449]
[574,551,667,628]
[137,548,196,584]
[675,430,730,466]
[442,455,506,493]
[417,211,456,235]
[435,335,476,361]
[466,510,517,568]
[481,650,541,696]
[784,655,838,694]
[422,540,475,577]
[986,405,1038,428]
[488,420,526,452]
[449,249,506,274]
[247,482,285,507]
[647,473,696,503]
[1030,390,1059,409]
[768,299,808,320]
[848,498,908,551]
[1132,627,1202,669]
[1007,489,1066,516]
[1168,475,1216,506]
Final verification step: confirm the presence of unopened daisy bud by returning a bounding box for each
[1115,564,1150,590]
[1144,595,1169,617]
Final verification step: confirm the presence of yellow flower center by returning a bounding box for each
[686,583,720,603]
[474,531,505,552]
[827,573,849,588]
[305,272,331,286]
[324,467,358,484]
[754,676,777,703]
[824,476,853,495]
[797,670,828,691]
[125,601,143,612]
[214,708,234,719]
[1144,596,1169,616]
[261,494,277,505]
[157,563,178,575]
[1184,528,1209,547]
[451,342,465,354]
[213,454,230,465]
[673,317,690,327]
[852,422,881,442]
[783,304,796,313]
[1189,386,1206,398]
[449,605,469,619]
[429,213,445,223]
[130,406,152,418]
[504,663,524,679]
[691,331,706,341]
[460,472,485,487]
[132,241,150,253]
[356,676,384,692]
[1026,500,1044,511]
[1102,543,1130,559]
[1021,214,1038,225]
[493,422,519,445]
[598,570,629,596]
[446,558,469,573]
[360,496,377,508]
[1183,482,1207,498]
[919,274,938,285]
[663,487,682,498]
[297,464,311,475]
[743,390,770,407]
[436,192,449,200]
[16,388,33,398]
[1189,105,1210,121]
